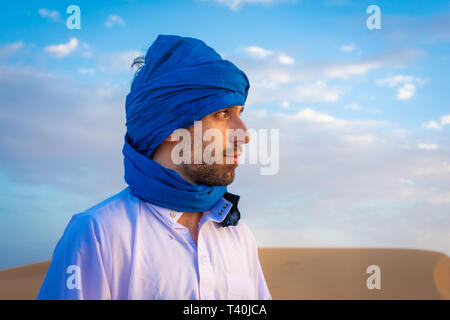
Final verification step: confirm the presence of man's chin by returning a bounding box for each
[223,155,240,165]
[182,163,237,186]
[206,163,237,186]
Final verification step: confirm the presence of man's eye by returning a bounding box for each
[217,111,229,118]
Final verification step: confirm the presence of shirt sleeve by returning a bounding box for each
[37,213,112,300]
[240,221,272,300]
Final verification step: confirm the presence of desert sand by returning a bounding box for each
[0,248,448,300]
[258,248,449,300]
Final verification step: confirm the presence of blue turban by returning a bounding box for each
[122,35,250,212]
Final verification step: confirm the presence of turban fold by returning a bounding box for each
[122,35,250,212]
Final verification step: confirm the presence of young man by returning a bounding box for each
[37,35,271,300]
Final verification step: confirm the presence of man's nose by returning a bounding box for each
[230,116,251,146]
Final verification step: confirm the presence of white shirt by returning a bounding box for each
[37,187,272,300]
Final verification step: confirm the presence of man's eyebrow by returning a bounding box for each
[217,105,244,113]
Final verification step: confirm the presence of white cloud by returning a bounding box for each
[315,80,326,87]
[418,143,439,150]
[321,49,423,80]
[98,50,143,72]
[222,48,423,114]
[426,191,450,205]
[240,47,293,65]
[376,74,426,100]
[344,102,361,111]
[324,61,381,79]
[0,65,57,81]
[339,43,356,52]
[211,0,295,11]
[44,38,79,58]
[422,120,441,129]
[78,68,96,75]
[282,107,338,124]
[239,48,420,92]
[375,74,426,87]
[280,100,290,109]
[398,177,415,185]
[422,114,450,130]
[278,53,294,65]
[442,115,450,125]
[247,81,342,105]
[412,162,450,176]
[1,41,24,51]
[238,46,345,105]
[241,46,273,59]
[291,83,340,102]
[397,83,416,100]
[0,42,24,59]
[341,134,377,148]
[80,43,93,58]
[104,14,126,27]
[38,8,61,22]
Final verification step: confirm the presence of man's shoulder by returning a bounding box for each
[69,187,138,233]
[233,219,252,235]
[85,186,135,212]
[221,219,258,248]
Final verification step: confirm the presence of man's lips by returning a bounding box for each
[223,152,241,164]
[224,152,241,158]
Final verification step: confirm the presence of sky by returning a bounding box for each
[0,0,449,269]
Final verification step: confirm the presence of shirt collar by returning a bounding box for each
[201,197,233,227]
[144,196,234,229]
[220,192,241,227]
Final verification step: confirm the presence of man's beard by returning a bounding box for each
[180,162,238,186]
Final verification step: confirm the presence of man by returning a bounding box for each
[37,35,271,300]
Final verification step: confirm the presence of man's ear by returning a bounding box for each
[164,133,176,142]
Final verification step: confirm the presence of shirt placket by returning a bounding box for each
[197,200,232,300]
[151,201,233,300]
[171,215,215,300]
[164,210,195,252]
[174,225,197,249]
[197,232,216,300]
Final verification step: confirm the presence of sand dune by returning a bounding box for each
[258,248,449,300]
[0,260,51,300]
[0,248,448,300]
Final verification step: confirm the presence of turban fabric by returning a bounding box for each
[122,35,250,212]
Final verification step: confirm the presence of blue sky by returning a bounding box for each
[0,0,449,269]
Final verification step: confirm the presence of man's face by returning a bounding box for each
[180,105,250,186]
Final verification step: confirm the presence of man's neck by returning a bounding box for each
[177,212,204,246]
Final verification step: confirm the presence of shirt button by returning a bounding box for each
[200,255,208,265]
[223,204,228,208]
[218,210,223,215]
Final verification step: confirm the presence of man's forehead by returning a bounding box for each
[220,105,244,112]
